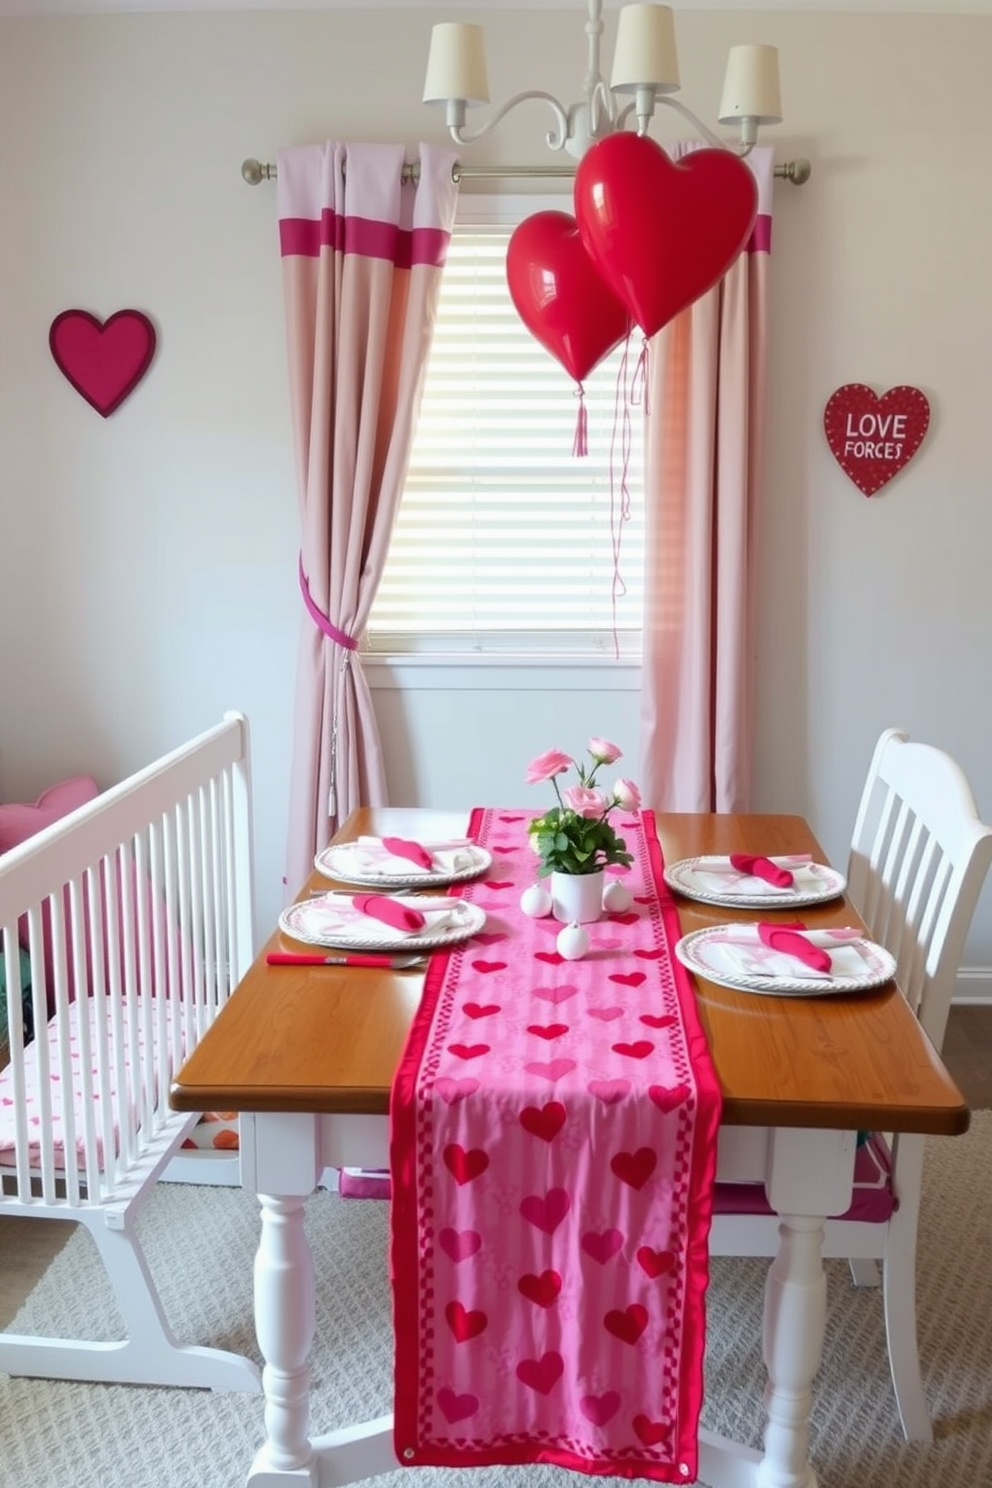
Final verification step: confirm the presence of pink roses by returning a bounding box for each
[524,738,641,877]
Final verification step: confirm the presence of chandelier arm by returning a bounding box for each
[448,90,572,152]
[586,78,617,140]
[651,96,725,150]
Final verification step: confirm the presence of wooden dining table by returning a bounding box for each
[171,807,968,1488]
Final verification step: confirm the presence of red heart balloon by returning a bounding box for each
[823,384,930,497]
[49,309,156,418]
[505,210,630,385]
[574,134,758,339]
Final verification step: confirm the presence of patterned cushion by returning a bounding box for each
[712,1132,896,1224]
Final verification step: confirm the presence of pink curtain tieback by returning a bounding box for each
[298,555,358,651]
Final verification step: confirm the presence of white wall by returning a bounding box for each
[1,7,991,994]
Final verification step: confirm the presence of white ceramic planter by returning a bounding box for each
[550,869,605,924]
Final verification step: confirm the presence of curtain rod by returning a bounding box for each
[241,155,812,187]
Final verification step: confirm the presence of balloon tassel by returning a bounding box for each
[573,386,589,458]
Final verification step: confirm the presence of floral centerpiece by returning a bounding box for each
[525,738,641,878]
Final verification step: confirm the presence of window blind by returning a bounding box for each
[367,222,644,656]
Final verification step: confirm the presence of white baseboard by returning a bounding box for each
[954,968,992,1006]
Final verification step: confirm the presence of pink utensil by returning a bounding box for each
[266,952,425,969]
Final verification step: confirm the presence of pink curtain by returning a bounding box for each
[639,146,775,813]
[277,142,458,897]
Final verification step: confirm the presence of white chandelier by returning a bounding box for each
[422,0,783,162]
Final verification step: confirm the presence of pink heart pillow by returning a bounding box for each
[0,775,99,856]
[1,777,100,1004]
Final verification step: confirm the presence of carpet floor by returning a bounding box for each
[1,1114,991,1488]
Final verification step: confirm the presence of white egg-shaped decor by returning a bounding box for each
[602,879,633,913]
[520,883,553,918]
[556,922,590,961]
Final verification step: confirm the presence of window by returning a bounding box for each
[367,197,644,657]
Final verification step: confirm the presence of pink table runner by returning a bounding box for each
[390,809,722,1482]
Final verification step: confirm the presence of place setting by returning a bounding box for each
[675,918,896,998]
[315,832,492,888]
[277,886,486,956]
[664,850,847,908]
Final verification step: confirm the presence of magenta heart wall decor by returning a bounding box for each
[49,309,157,418]
[823,384,930,497]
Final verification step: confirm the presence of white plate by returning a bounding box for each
[664,855,847,909]
[315,841,493,889]
[278,896,487,953]
[675,925,897,997]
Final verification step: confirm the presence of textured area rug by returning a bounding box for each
[1,1114,991,1488]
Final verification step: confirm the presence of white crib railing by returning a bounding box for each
[0,711,260,1392]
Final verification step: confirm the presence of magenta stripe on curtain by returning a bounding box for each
[279,212,450,268]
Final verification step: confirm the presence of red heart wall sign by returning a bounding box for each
[574,134,758,339]
[823,384,930,497]
[49,309,157,418]
[506,210,630,385]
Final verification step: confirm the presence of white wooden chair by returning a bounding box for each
[709,727,992,1441]
[0,713,260,1392]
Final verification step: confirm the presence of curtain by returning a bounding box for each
[277,142,458,897]
[639,145,775,813]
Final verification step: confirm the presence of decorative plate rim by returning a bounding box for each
[314,842,493,888]
[674,924,896,997]
[278,897,487,952]
[663,855,847,909]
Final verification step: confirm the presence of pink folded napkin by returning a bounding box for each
[730,853,795,889]
[351,894,427,933]
[381,836,434,871]
[757,921,832,974]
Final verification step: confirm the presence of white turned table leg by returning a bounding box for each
[756,1215,825,1488]
[251,1194,316,1479]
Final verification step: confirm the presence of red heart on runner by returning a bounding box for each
[535,951,565,965]
[532,982,579,1003]
[474,931,508,944]
[525,1058,577,1082]
[516,1351,564,1394]
[519,1101,567,1142]
[443,1144,490,1185]
[518,1269,562,1308]
[610,913,641,927]
[648,1083,690,1113]
[640,1013,676,1029]
[581,1228,624,1264]
[633,1414,671,1447]
[527,1023,569,1040]
[580,1391,621,1426]
[637,1245,676,1279]
[470,960,506,974]
[437,1387,480,1423]
[439,1228,482,1262]
[448,1043,489,1060]
[520,1187,571,1234]
[434,1077,479,1104]
[610,1147,658,1190]
[445,1300,488,1342]
[463,1002,500,1019]
[634,945,665,958]
[588,1079,631,1104]
[612,1040,654,1059]
[484,881,514,890]
[604,1303,649,1345]
[587,1006,624,1021]
[610,971,647,987]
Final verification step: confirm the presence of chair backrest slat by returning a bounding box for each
[848,727,992,1049]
